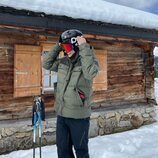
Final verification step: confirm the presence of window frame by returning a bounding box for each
[42,51,57,94]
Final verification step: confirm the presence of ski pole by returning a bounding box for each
[33,111,37,158]
[32,96,44,158]
[37,109,42,158]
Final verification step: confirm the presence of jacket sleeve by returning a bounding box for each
[79,43,99,80]
[42,44,62,72]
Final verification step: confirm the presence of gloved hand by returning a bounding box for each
[59,35,62,43]
[76,36,87,45]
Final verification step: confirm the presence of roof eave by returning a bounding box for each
[0,12,158,42]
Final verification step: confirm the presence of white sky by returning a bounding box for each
[0,107,158,158]
[0,0,158,31]
[104,0,158,10]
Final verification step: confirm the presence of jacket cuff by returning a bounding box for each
[48,43,62,58]
[53,43,63,53]
[79,43,92,56]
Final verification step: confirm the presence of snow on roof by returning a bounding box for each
[0,0,158,31]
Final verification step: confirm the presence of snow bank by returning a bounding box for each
[1,121,158,158]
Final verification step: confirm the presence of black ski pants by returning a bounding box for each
[56,115,90,158]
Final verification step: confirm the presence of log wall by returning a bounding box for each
[0,33,55,120]
[0,32,154,120]
[91,42,154,108]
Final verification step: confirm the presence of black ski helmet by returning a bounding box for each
[59,29,83,44]
[59,29,83,53]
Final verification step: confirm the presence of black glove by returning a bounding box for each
[59,35,62,43]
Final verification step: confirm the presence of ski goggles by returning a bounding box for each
[61,43,73,54]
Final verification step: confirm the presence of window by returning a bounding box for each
[42,50,57,93]
[14,44,107,97]
[41,43,61,94]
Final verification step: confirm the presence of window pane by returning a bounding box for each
[44,75,49,87]
[51,73,57,85]
[42,51,57,92]
[51,74,57,86]
[44,69,50,75]
[42,51,49,57]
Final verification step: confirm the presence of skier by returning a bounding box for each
[43,29,99,158]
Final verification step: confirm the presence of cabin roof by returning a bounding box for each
[0,6,158,42]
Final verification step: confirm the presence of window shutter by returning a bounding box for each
[41,43,64,57]
[14,45,41,97]
[41,43,54,52]
[93,50,107,91]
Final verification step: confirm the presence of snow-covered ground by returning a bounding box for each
[0,107,158,158]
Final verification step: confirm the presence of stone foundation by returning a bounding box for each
[0,105,156,154]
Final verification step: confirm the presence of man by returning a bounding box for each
[43,29,99,158]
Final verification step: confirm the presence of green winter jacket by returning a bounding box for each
[42,43,99,119]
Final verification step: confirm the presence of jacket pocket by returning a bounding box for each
[75,88,86,106]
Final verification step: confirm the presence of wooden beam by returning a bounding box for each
[0,11,158,43]
[0,24,158,46]
[85,34,158,45]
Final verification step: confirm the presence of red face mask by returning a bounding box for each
[61,43,73,54]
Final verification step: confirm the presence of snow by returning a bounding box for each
[0,1,158,157]
[0,107,158,158]
[0,0,158,31]
[154,47,158,56]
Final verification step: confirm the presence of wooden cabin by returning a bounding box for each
[1,5,158,154]
[0,6,158,121]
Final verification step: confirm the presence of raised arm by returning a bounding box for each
[42,44,62,72]
[77,37,99,80]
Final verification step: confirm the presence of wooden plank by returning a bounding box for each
[14,44,41,97]
[14,87,41,97]
[41,43,54,52]
[15,45,41,52]
[93,83,107,91]
[93,71,107,83]
[108,59,143,64]
[108,75,144,85]
[93,84,145,102]
[15,50,40,54]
